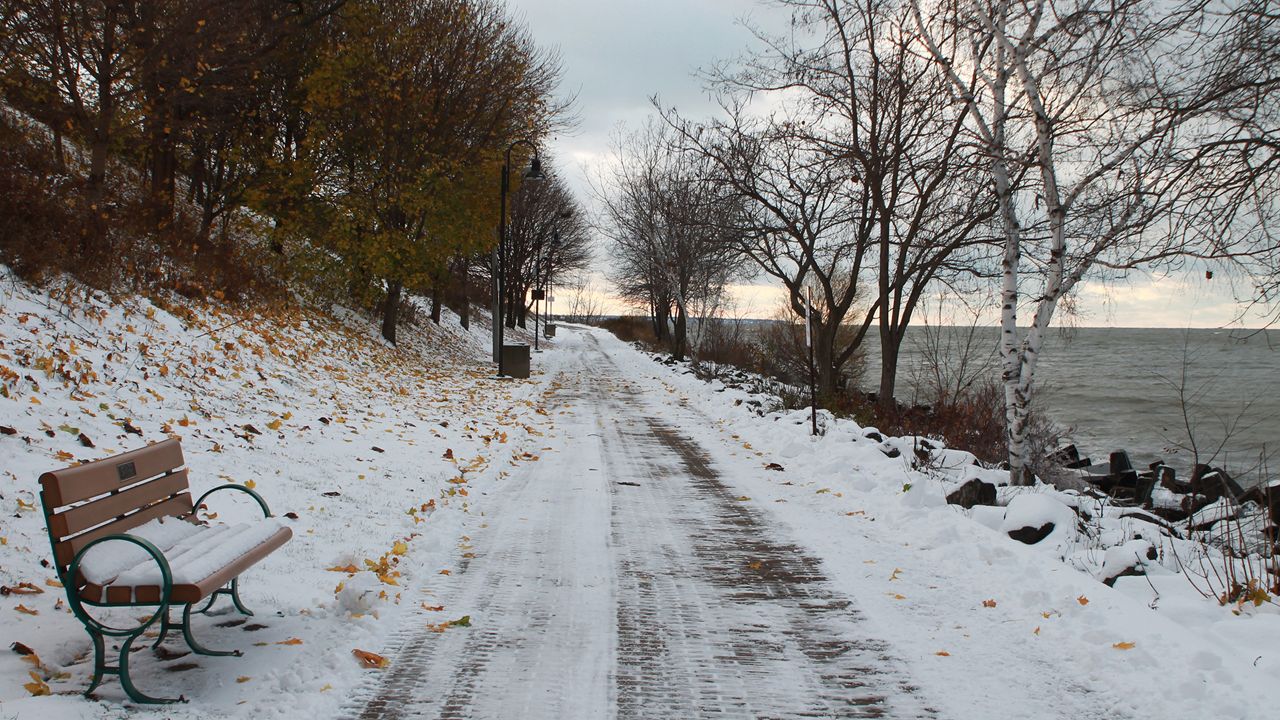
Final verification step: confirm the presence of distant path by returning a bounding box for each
[346,332,935,719]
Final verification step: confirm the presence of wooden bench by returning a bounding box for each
[38,438,292,704]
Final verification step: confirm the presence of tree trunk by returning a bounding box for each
[453,257,470,329]
[430,286,442,324]
[381,280,402,345]
[814,326,839,397]
[655,303,670,342]
[672,306,687,361]
[877,326,902,410]
[86,4,115,197]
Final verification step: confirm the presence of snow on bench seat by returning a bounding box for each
[78,516,292,604]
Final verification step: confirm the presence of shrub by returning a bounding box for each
[598,316,662,351]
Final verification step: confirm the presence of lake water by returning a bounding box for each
[867,327,1280,485]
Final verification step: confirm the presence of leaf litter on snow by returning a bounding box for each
[0,268,560,715]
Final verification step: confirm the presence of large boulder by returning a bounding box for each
[1046,444,1091,469]
[1188,497,1240,533]
[1153,462,1191,494]
[1099,539,1157,587]
[1000,494,1080,551]
[1238,482,1280,526]
[946,479,997,509]
[1190,464,1245,502]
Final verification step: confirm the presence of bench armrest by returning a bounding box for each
[68,533,173,636]
[193,484,273,518]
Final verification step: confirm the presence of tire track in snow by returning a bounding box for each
[600,369,936,719]
[346,332,936,718]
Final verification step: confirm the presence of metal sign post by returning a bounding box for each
[806,287,817,437]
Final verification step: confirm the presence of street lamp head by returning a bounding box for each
[525,154,545,181]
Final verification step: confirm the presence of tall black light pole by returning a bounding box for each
[533,240,544,352]
[495,140,544,376]
[533,228,560,352]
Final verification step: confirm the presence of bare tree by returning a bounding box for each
[561,271,605,325]
[595,120,748,360]
[1172,0,1280,318]
[501,170,592,328]
[705,0,999,407]
[911,0,1265,482]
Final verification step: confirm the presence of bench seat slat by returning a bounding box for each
[80,525,293,605]
[48,470,190,539]
[40,438,184,507]
[53,494,195,569]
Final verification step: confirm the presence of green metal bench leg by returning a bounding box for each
[118,634,184,704]
[152,611,179,649]
[195,577,254,617]
[85,631,106,695]
[68,534,183,703]
[181,603,242,657]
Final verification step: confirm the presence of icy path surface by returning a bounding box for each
[346,334,935,719]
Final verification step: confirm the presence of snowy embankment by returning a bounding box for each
[619,349,1280,718]
[0,269,562,717]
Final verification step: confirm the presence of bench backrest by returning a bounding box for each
[39,438,196,576]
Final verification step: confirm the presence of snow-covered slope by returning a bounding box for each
[0,268,561,716]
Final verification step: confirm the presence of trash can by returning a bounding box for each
[543,324,556,339]
[501,343,530,379]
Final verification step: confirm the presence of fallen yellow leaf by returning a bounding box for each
[352,649,390,669]
[1113,641,1136,650]
[245,479,257,490]
[981,599,997,608]
[439,569,451,575]
[237,676,252,683]
[277,638,303,645]
[935,650,951,656]
[392,541,408,556]
[15,604,38,615]
[23,671,50,696]
[1077,595,1090,606]
[6,582,44,595]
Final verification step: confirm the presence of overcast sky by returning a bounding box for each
[513,0,778,196]
[508,0,1270,328]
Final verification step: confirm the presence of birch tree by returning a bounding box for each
[911,0,1250,483]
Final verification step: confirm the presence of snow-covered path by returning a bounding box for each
[5,279,1277,720]
[347,334,933,719]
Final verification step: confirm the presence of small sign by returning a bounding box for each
[531,289,546,300]
[117,461,137,482]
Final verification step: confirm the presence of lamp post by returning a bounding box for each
[533,229,559,352]
[495,140,544,376]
